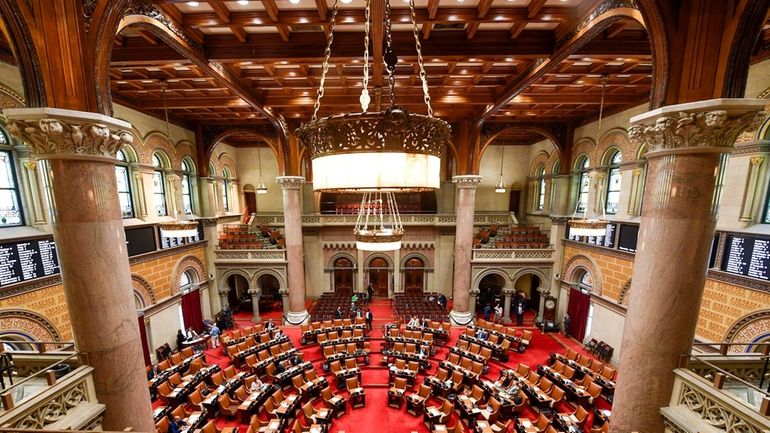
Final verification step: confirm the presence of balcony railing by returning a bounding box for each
[214,249,288,263]
[250,212,514,227]
[471,247,556,263]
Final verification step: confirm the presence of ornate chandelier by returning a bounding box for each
[296,0,450,251]
[569,74,609,238]
[495,146,506,193]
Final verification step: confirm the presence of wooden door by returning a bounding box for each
[244,191,257,215]
[404,257,424,294]
[368,257,389,297]
[333,257,353,294]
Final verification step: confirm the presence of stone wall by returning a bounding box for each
[697,278,770,342]
[562,243,634,302]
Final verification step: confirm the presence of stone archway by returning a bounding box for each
[725,310,770,353]
[0,309,62,348]
[255,270,284,315]
[131,274,156,307]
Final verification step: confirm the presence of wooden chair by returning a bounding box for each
[157,381,173,404]
[587,381,603,404]
[388,377,408,408]
[590,421,609,433]
[424,399,452,430]
[406,384,431,416]
[302,401,332,425]
[155,416,169,433]
[218,393,239,418]
[534,413,550,433]
[346,376,366,408]
[321,386,346,418]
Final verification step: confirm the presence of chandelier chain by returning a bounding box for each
[408,0,433,117]
[384,0,396,106]
[161,79,170,139]
[312,0,340,122]
[362,0,370,100]
[596,74,608,144]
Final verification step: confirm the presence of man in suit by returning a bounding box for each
[515,302,524,326]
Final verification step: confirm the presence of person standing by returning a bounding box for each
[365,308,373,331]
[483,303,492,321]
[515,302,524,326]
[209,323,221,349]
[176,329,185,351]
[367,283,374,302]
[562,313,571,336]
[494,303,503,323]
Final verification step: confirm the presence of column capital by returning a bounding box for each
[217,287,231,295]
[4,108,133,162]
[276,176,305,190]
[452,175,482,188]
[198,217,219,227]
[248,288,261,297]
[502,288,516,296]
[550,216,570,225]
[628,99,768,155]
[750,156,765,166]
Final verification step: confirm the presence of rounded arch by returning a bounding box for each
[0,83,25,109]
[601,146,623,167]
[118,142,139,163]
[563,254,603,296]
[599,128,634,163]
[0,1,47,108]
[472,268,512,291]
[208,129,284,175]
[399,252,431,269]
[181,156,197,174]
[175,140,197,169]
[0,309,62,343]
[512,268,549,288]
[170,255,206,296]
[218,268,252,292]
[131,274,156,306]
[366,254,393,268]
[328,252,357,268]
[477,126,562,173]
[218,152,238,179]
[725,310,770,352]
[253,269,286,292]
[572,137,596,168]
[529,150,551,176]
[147,135,175,167]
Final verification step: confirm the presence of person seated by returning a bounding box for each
[186,327,198,339]
[167,415,186,433]
[250,377,266,393]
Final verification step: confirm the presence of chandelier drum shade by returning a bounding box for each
[159,221,199,238]
[296,0,449,250]
[568,219,609,237]
[297,109,447,192]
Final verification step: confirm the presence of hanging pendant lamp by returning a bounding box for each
[495,146,506,193]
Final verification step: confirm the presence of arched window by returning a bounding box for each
[152,153,167,216]
[0,128,23,227]
[221,168,230,213]
[550,161,560,209]
[605,150,622,214]
[181,159,194,215]
[536,165,546,211]
[115,149,134,218]
[180,269,197,294]
[575,156,590,213]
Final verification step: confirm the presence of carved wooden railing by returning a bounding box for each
[0,366,104,431]
[663,368,770,433]
[471,247,556,263]
[214,249,287,263]
[250,212,514,227]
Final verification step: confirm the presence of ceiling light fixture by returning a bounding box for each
[296,0,449,251]
[237,0,250,4]
[289,0,300,4]
[158,80,199,238]
[495,145,506,193]
[569,74,610,237]
[256,143,268,195]
[187,1,200,6]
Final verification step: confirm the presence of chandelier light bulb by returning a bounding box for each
[237,0,250,4]
[359,89,371,112]
[187,1,200,6]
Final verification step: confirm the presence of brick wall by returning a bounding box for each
[0,245,207,342]
[696,278,770,342]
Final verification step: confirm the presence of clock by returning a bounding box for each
[543,296,557,323]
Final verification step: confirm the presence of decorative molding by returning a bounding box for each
[131,274,156,305]
[197,217,220,227]
[562,239,636,260]
[706,270,770,295]
[0,275,62,300]
[123,0,203,54]
[555,0,638,51]
[275,176,305,190]
[4,108,133,160]
[617,278,632,305]
[0,309,62,343]
[628,104,769,154]
[452,175,483,188]
[676,380,766,433]
[550,216,570,225]
[731,141,770,156]
[724,309,770,349]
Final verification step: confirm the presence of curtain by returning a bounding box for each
[137,314,151,366]
[566,288,592,342]
[182,288,204,332]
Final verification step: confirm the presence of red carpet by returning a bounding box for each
[155,298,613,432]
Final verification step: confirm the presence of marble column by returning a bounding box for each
[610,99,768,433]
[468,288,480,318]
[198,176,213,217]
[4,108,154,432]
[502,288,514,324]
[450,175,482,325]
[248,288,261,322]
[199,217,221,313]
[276,176,309,324]
[279,288,290,319]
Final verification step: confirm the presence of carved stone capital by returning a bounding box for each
[22,160,37,171]
[217,287,231,295]
[278,288,290,296]
[198,217,219,227]
[502,288,516,297]
[550,216,571,225]
[750,156,765,166]
[469,288,481,296]
[627,99,769,155]
[248,288,261,297]
[452,175,483,189]
[276,176,305,190]
[3,108,133,161]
